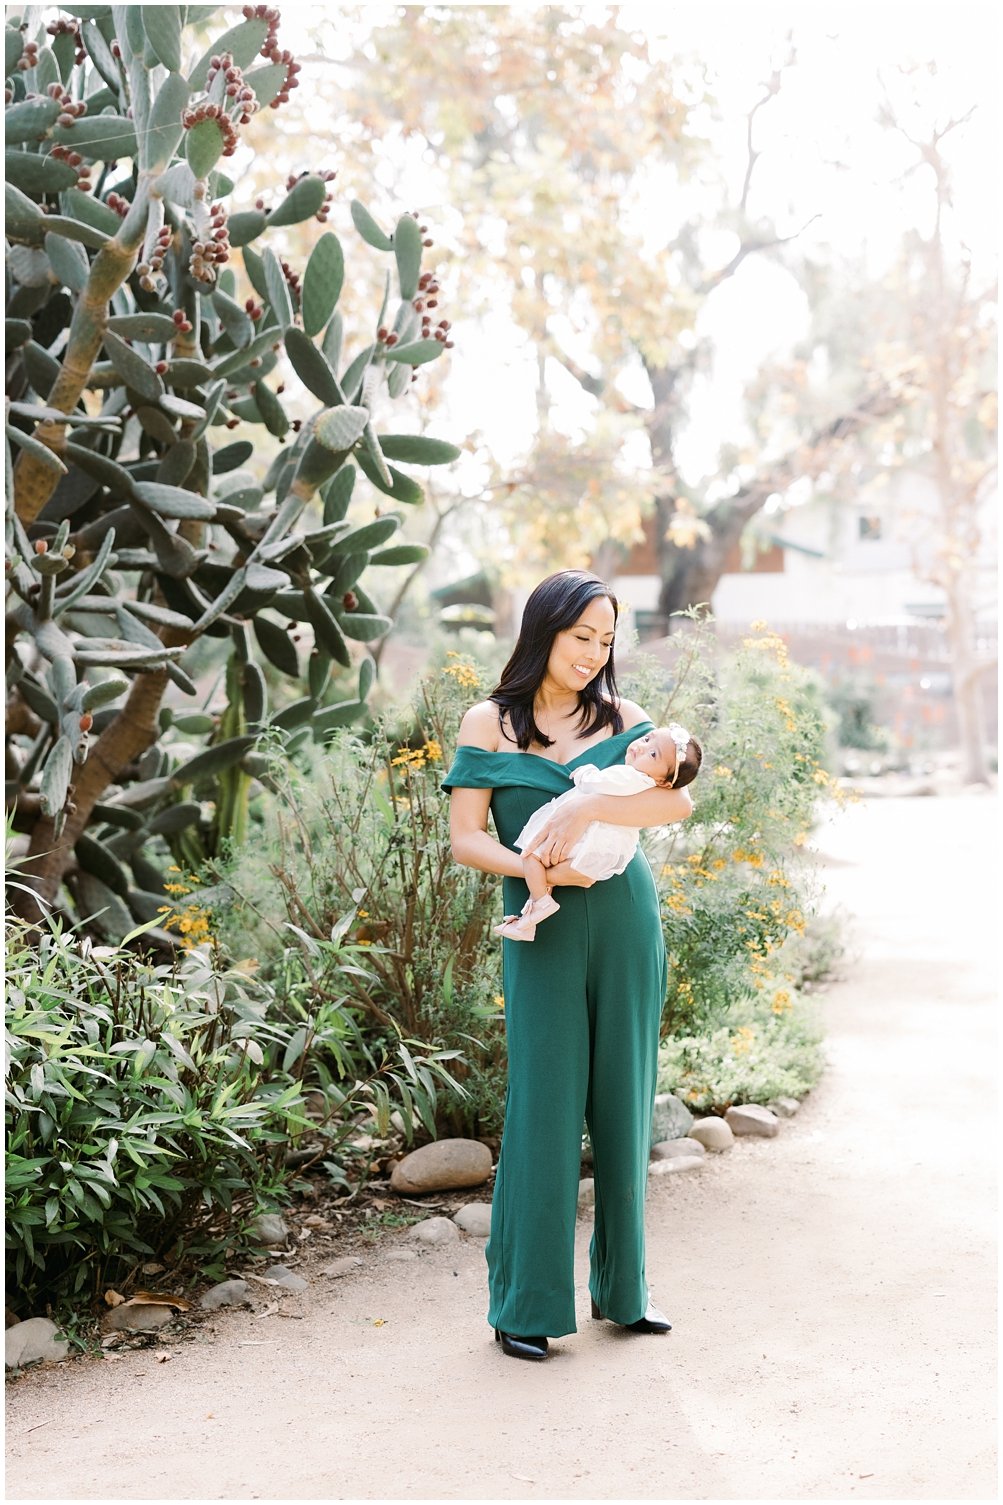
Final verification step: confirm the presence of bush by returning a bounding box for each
[209,650,509,1138]
[658,983,825,1113]
[5,898,466,1311]
[5,917,297,1309]
[622,617,843,1040]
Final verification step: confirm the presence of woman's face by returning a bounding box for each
[544,595,616,694]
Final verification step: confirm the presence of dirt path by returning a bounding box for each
[5,794,997,1502]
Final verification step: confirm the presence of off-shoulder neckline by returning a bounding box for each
[454,721,653,771]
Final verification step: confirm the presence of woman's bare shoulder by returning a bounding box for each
[456,700,502,751]
[614,697,651,730]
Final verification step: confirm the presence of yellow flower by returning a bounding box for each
[771,988,792,1015]
[391,747,426,770]
[442,652,482,690]
[664,894,692,916]
[714,765,734,779]
[163,900,213,950]
[357,909,369,919]
[730,1026,755,1056]
[493,994,505,1009]
[812,768,830,786]
[750,619,767,632]
[423,739,442,761]
[766,869,789,888]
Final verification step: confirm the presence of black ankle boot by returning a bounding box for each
[494,1328,549,1360]
[591,1296,672,1333]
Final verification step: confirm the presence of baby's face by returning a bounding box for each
[625,729,676,783]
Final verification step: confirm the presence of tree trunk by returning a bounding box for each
[943,582,990,784]
[10,666,169,923]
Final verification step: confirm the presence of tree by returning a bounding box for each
[5,4,459,928]
[300,6,907,615]
[879,102,996,783]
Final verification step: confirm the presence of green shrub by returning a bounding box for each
[5,901,465,1310]
[623,617,841,1039]
[210,650,508,1138]
[658,984,825,1113]
[5,917,298,1308]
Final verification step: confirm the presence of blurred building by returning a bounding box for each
[607,473,998,762]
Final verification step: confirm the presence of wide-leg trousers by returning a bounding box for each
[486,854,668,1338]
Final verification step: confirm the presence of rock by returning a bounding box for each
[5,1318,70,1369]
[410,1216,461,1245]
[649,1156,705,1176]
[453,1203,492,1237]
[389,1138,492,1195]
[384,1249,418,1262]
[199,1279,249,1311]
[577,1177,595,1208]
[269,1265,309,1292]
[725,1103,780,1137]
[768,1096,801,1117]
[250,1213,289,1246]
[102,1302,176,1333]
[651,1137,706,1160]
[689,1117,736,1151]
[320,1257,363,1279]
[650,1092,694,1144]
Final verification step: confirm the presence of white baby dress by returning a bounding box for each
[514,762,656,882]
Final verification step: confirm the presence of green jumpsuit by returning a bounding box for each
[442,721,668,1338]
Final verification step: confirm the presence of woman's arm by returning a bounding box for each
[449,785,526,879]
[448,702,525,878]
[526,785,693,864]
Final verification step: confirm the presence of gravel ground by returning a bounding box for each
[5,793,997,1502]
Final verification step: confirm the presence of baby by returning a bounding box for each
[495,723,702,941]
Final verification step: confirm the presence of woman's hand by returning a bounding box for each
[524,795,599,869]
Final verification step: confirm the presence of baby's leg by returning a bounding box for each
[494,854,560,942]
[522,852,551,904]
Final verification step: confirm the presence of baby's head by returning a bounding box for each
[625,723,702,789]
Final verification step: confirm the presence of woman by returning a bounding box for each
[442,570,693,1361]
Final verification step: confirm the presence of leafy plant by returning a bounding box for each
[5,915,299,1308]
[5,5,459,932]
[210,650,509,1138]
[658,985,825,1114]
[622,614,842,1039]
[4,900,467,1311]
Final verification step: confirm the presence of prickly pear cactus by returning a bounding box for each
[5,5,460,937]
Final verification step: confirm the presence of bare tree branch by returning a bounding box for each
[707,383,902,530]
[698,214,822,296]
[543,339,644,413]
[739,36,797,211]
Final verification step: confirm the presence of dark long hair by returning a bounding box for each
[489,570,623,750]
